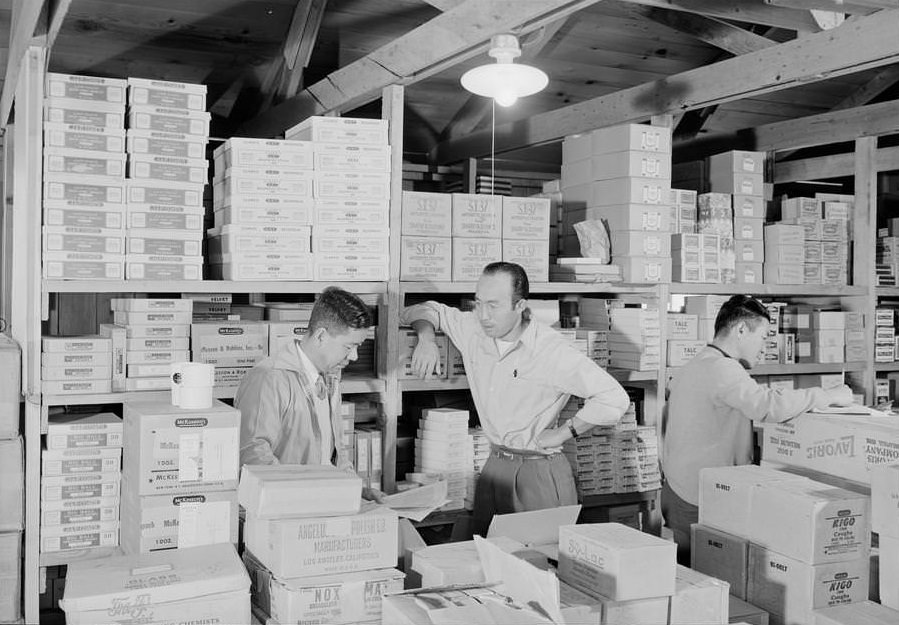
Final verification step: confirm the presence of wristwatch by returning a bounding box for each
[567,420,579,439]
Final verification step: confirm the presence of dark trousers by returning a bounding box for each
[661,481,699,566]
[472,451,577,537]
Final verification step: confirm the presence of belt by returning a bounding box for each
[492,447,556,461]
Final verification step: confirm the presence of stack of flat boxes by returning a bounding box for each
[397,327,449,381]
[41,413,122,556]
[574,328,610,368]
[536,180,562,264]
[0,364,22,624]
[121,400,240,554]
[669,188,697,235]
[414,408,470,511]
[608,305,661,372]
[876,230,899,287]
[191,320,268,393]
[695,193,731,283]
[871,465,899,611]
[782,195,852,286]
[760,302,789,367]
[400,191,453,281]
[671,232,720,284]
[41,335,113,395]
[465,428,490,510]
[764,223,805,285]
[875,308,896,365]
[110,298,192,392]
[451,193,503,281]
[709,150,767,284]
[692,465,870,625]
[811,310,848,366]
[287,116,391,282]
[209,138,314,280]
[611,416,660,494]
[337,402,357,470]
[501,196,552,282]
[125,78,209,280]
[560,124,673,283]
[353,425,383,490]
[43,73,127,280]
[666,313,704,371]
[561,397,614,496]
[188,293,233,322]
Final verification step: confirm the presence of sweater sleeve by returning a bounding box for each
[717,361,830,423]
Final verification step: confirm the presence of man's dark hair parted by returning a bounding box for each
[714,294,772,337]
[482,261,530,301]
[308,287,373,334]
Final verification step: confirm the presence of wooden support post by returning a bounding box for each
[852,137,877,403]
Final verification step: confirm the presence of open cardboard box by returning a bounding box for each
[487,504,581,561]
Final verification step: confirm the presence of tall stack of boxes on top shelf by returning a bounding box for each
[286,116,391,282]
[125,78,209,281]
[240,465,402,624]
[41,413,122,557]
[120,400,240,554]
[109,298,193,392]
[561,123,673,283]
[209,138,314,280]
[42,73,127,281]
[692,465,871,625]
[0,338,22,624]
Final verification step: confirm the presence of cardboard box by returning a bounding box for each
[59,544,250,625]
[244,507,398,579]
[734,262,763,284]
[44,148,125,178]
[734,217,764,241]
[41,365,112,381]
[214,203,313,228]
[451,194,502,238]
[669,564,730,625]
[880,535,898,610]
[667,340,705,367]
[611,230,671,257]
[41,380,113,395]
[765,224,805,247]
[587,149,672,180]
[668,314,699,340]
[238,464,362,519]
[126,205,203,230]
[691,524,750,600]
[44,175,124,206]
[589,177,670,206]
[747,545,868,625]
[870,464,899,539]
[40,520,119,553]
[120,487,238,553]
[398,329,448,380]
[312,171,390,199]
[46,413,122,450]
[612,256,672,283]
[285,116,388,145]
[43,202,124,229]
[123,400,240,496]
[400,236,452,281]
[710,171,763,195]
[313,198,390,227]
[44,97,124,127]
[698,465,808,538]
[813,600,899,625]
[782,197,820,220]
[558,522,676,601]
[749,480,869,564]
[126,180,204,207]
[41,495,120,526]
[401,191,452,237]
[127,229,202,256]
[47,72,126,102]
[587,124,672,155]
[503,239,549,282]
[732,194,766,219]
[452,237,502,281]
[43,122,125,153]
[762,413,899,484]
[126,255,203,281]
[0,531,21,623]
[709,150,765,175]
[571,205,672,232]
[244,550,403,625]
[312,142,390,172]
[215,168,314,199]
[42,253,125,280]
[213,137,312,170]
[502,196,551,240]
[381,585,555,625]
[41,447,121,477]
[128,105,211,136]
[764,262,804,285]
[313,253,388,281]
[128,77,206,110]
[40,351,111,367]
[40,472,121,501]
[127,128,208,160]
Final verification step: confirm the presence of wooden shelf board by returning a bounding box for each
[400,281,658,295]
[876,287,899,298]
[874,362,899,372]
[608,368,657,383]
[43,280,387,294]
[400,377,471,392]
[581,489,659,507]
[39,545,123,567]
[40,376,383,406]
[670,284,867,296]
[749,361,866,376]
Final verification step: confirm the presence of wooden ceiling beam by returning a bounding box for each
[238,0,605,137]
[420,0,466,10]
[765,0,895,15]
[278,0,328,100]
[614,0,822,32]
[430,8,899,164]
[774,145,899,182]
[629,6,777,55]
[1,0,54,126]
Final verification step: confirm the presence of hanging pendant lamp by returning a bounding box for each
[460,34,549,107]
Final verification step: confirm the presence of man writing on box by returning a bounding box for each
[403,261,630,535]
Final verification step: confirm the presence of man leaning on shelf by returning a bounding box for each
[661,294,854,565]
[403,261,630,536]
[235,286,371,470]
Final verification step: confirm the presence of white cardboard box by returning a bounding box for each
[237,464,362,519]
[502,196,551,240]
[42,225,124,254]
[213,137,312,171]
[46,72,126,102]
[400,236,452,281]
[59,543,250,625]
[452,237,502,282]
[401,191,453,237]
[40,472,121,501]
[611,230,672,257]
[41,447,121,476]
[312,171,390,199]
[813,600,899,625]
[127,128,208,159]
[44,175,124,205]
[749,480,869,565]
[747,544,868,625]
[313,253,388,281]
[870,463,899,539]
[46,413,122,450]
[558,522,677,601]
[127,77,207,110]
[44,148,126,178]
[669,564,730,625]
[126,180,204,207]
[44,97,124,127]
[122,400,240,496]
[691,523,750,600]
[314,198,390,227]
[285,116,388,145]
[128,153,208,185]
[40,495,120,526]
[128,105,211,136]
[215,169,313,199]
[43,202,124,229]
[40,520,119,553]
[244,507,398,579]
[502,239,549,282]
[312,142,391,172]
[452,194,502,238]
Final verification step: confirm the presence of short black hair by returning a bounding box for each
[482,261,529,301]
[714,294,771,337]
[308,287,373,334]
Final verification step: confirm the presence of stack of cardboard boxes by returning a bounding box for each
[241,465,402,624]
[286,116,392,281]
[561,124,673,283]
[41,413,122,556]
[41,335,113,395]
[125,78,209,280]
[781,194,852,286]
[0,337,22,623]
[42,73,127,281]
[692,465,870,625]
[608,304,661,371]
[190,320,268,395]
[120,400,240,554]
[415,408,470,511]
[209,138,314,280]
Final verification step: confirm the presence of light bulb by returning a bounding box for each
[494,91,518,107]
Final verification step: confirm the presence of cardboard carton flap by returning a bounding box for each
[487,505,581,548]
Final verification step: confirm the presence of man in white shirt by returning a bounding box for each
[661,294,853,563]
[236,287,372,469]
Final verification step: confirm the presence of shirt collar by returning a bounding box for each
[295,340,322,384]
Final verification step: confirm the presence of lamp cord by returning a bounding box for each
[491,97,495,196]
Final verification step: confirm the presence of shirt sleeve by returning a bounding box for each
[717,360,830,423]
[235,368,287,465]
[553,344,631,426]
[400,301,472,350]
